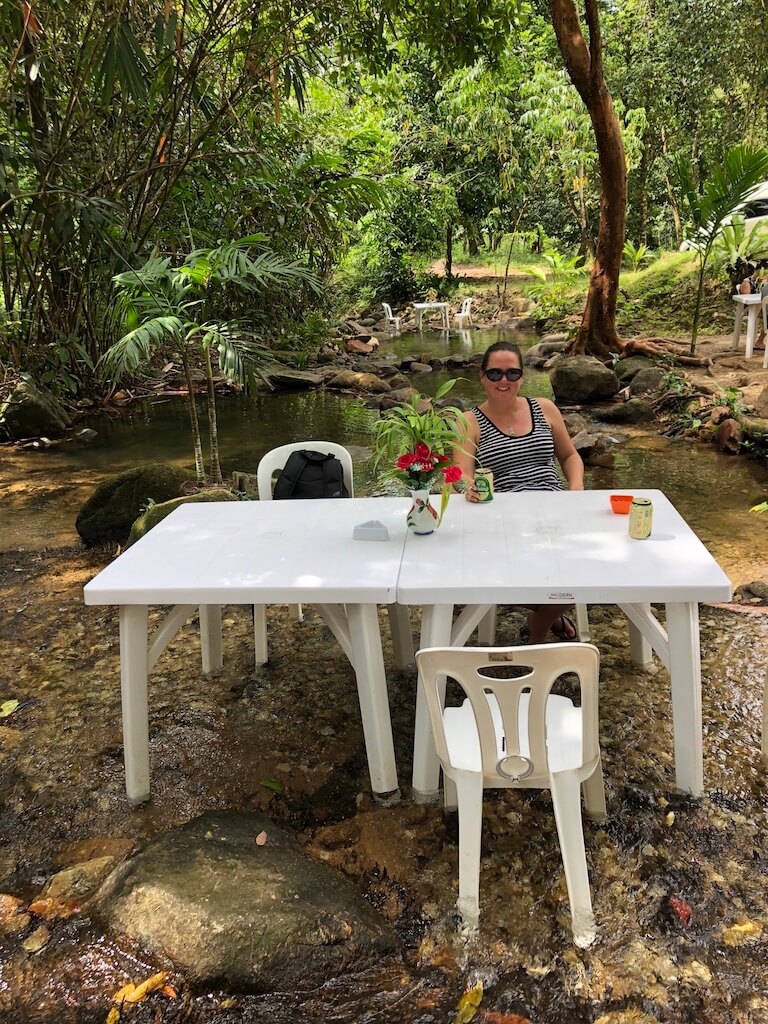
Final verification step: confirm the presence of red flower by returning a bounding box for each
[435,453,451,463]
[396,453,417,469]
[441,465,462,483]
[415,442,431,460]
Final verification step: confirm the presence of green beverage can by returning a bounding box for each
[628,497,653,539]
[475,468,494,502]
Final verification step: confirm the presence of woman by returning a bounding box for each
[454,340,584,644]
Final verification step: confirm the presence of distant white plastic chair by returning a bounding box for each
[382,302,401,332]
[254,441,413,669]
[454,297,474,329]
[415,642,605,947]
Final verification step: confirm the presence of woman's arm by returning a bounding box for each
[453,411,480,501]
[539,398,584,491]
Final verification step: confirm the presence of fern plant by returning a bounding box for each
[622,240,652,272]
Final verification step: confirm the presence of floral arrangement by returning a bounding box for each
[373,379,467,525]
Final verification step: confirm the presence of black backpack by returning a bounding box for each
[272,450,350,500]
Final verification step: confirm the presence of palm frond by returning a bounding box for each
[101,316,184,377]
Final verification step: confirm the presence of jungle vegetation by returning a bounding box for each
[2,0,768,400]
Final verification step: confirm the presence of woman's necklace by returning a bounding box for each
[486,400,524,436]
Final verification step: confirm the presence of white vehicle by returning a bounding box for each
[679,180,768,251]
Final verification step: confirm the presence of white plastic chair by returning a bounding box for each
[455,297,474,329]
[415,642,605,947]
[254,442,413,670]
[382,302,401,332]
[254,442,354,660]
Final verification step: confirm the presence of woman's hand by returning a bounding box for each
[464,478,479,502]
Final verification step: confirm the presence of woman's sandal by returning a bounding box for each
[551,614,577,641]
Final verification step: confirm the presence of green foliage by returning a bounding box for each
[623,241,653,272]
[372,379,466,481]
[676,143,768,352]
[711,216,768,290]
[524,250,587,322]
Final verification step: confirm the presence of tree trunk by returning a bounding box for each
[181,350,206,484]
[204,346,224,485]
[445,222,453,281]
[549,0,626,359]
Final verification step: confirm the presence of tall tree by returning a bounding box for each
[549,0,627,359]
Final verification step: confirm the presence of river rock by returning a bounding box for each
[550,356,620,403]
[326,370,390,393]
[596,398,656,424]
[571,430,606,459]
[408,362,432,373]
[629,367,665,395]
[615,355,655,384]
[42,856,117,902]
[562,412,590,436]
[91,813,396,991]
[755,386,768,418]
[126,489,241,547]
[75,464,192,546]
[0,381,71,440]
[262,368,325,389]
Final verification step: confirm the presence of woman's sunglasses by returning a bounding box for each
[483,367,523,382]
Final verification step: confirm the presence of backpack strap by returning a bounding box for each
[321,454,348,498]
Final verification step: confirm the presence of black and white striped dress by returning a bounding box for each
[473,399,562,492]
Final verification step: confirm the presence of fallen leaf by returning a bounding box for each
[112,983,136,1004]
[255,831,268,846]
[482,1013,532,1024]
[22,924,50,953]
[0,700,19,719]
[105,1008,120,1024]
[668,895,692,927]
[723,920,762,946]
[455,981,483,1023]
[665,811,675,826]
[123,971,169,1003]
[260,779,283,793]
[160,984,177,998]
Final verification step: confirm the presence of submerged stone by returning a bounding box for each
[91,812,397,992]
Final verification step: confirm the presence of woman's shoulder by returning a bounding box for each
[533,396,561,419]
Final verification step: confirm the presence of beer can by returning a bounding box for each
[475,468,494,502]
[628,497,653,539]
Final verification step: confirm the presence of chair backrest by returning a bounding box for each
[257,441,355,500]
[382,302,395,320]
[415,643,600,787]
[460,297,473,314]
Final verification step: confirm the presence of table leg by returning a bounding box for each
[387,604,414,669]
[119,605,151,805]
[732,302,744,350]
[627,603,654,667]
[442,305,449,329]
[253,605,268,665]
[746,305,760,359]
[412,603,454,801]
[347,603,400,802]
[665,602,703,796]
[199,604,223,674]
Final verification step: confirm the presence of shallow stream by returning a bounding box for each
[1,327,768,1022]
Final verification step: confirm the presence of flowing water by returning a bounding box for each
[2,328,768,1023]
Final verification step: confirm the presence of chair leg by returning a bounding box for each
[292,603,304,623]
[454,773,484,928]
[254,605,268,665]
[443,771,458,812]
[574,604,590,642]
[549,772,596,947]
[582,760,607,821]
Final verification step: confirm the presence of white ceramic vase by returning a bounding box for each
[407,489,439,535]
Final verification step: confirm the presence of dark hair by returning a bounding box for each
[480,341,523,371]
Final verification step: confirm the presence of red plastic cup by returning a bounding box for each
[610,494,634,514]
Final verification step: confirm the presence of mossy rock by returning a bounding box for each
[126,489,241,548]
[0,381,71,439]
[75,465,192,546]
[614,355,655,384]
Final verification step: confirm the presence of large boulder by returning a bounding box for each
[126,490,241,548]
[550,356,620,403]
[91,813,396,992]
[75,464,191,546]
[755,386,768,419]
[262,368,324,389]
[629,367,665,396]
[596,398,656,424]
[0,381,71,439]
[614,355,655,385]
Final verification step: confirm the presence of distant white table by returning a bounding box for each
[413,301,450,330]
[397,490,732,801]
[732,294,768,365]
[84,499,410,805]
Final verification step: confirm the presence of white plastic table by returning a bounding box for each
[397,490,732,801]
[84,499,410,805]
[732,294,768,365]
[413,301,450,330]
